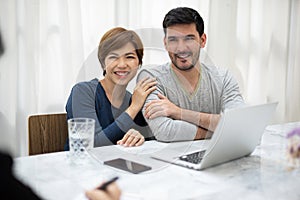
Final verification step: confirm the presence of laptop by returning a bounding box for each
[151,102,278,170]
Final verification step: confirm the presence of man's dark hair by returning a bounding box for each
[162,7,204,37]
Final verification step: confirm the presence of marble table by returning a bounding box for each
[14,122,300,200]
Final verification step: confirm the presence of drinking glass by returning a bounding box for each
[68,118,95,164]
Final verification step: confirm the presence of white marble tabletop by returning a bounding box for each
[14,122,300,200]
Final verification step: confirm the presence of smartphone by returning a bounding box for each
[104,158,152,174]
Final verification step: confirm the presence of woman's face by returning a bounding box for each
[104,42,139,86]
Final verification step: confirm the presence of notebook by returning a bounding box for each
[151,102,278,170]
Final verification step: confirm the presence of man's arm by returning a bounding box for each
[180,108,220,132]
[144,93,220,132]
[144,68,245,132]
[221,69,245,109]
[195,127,213,140]
[137,69,202,142]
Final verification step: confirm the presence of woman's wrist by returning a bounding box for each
[126,105,140,119]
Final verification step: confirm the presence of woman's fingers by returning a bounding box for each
[118,129,144,147]
[136,77,149,86]
[145,85,157,94]
[142,78,157,93]
[124,133,135,146]
[128,135,140,146]
[135,136,145,146]
[135,77,157,92]
[117,132,130,145]
[141,77,156,87]
[129,133,144,146]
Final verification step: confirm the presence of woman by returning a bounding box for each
[65,27,156,148]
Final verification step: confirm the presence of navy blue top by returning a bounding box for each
[65,79,152,150]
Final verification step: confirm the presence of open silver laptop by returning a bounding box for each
[151,102,278,170]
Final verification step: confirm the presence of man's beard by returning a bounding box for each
[171,49,200,71]
[172,62,195,71]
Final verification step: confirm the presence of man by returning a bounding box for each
[137,7,244,142]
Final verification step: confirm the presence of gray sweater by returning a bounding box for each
[137,62,245,142]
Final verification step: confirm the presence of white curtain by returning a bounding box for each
[0,0,299,156]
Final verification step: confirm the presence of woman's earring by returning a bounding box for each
[102,69,106,76]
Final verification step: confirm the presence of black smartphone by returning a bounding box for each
[104,158,152,174]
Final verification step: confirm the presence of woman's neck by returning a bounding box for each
[100,78,127,108]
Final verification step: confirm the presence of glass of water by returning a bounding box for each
[68,118,95,164]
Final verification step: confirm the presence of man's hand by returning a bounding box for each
[144,93,181,119]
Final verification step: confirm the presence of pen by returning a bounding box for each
[97,177,119,190]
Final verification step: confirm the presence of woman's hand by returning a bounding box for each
[85,182,121,200]
[117,129,145,147]
[144,93,181,120]
[130,77,157,110]
[125,77,157,119]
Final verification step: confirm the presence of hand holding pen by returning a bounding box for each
[85,177,121,200]
[97,177,119,190]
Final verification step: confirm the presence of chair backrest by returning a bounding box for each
[28,113,68,155]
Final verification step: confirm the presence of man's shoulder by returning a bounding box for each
[137,63,171,79]
[201,63,241,91]
[201,63,230,79]
[202,62,227,73]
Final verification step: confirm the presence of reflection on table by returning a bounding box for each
[14,122,300,200]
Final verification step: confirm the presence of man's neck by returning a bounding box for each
[171,63,201,94]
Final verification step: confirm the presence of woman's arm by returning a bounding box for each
[66,79,156,147]
[66,82,132,146]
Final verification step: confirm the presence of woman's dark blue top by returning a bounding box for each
[65,79,152,150]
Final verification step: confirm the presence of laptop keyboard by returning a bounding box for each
[179,150,206,164]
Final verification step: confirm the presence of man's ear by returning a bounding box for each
[163,37,167,49]
[200,33,207,48]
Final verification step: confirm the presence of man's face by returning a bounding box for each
[164,23,206,71]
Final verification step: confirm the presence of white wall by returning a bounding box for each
[0,0,299,156]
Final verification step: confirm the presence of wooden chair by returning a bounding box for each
[28,113,68,155]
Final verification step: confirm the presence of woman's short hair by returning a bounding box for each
[98,27,144,75]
